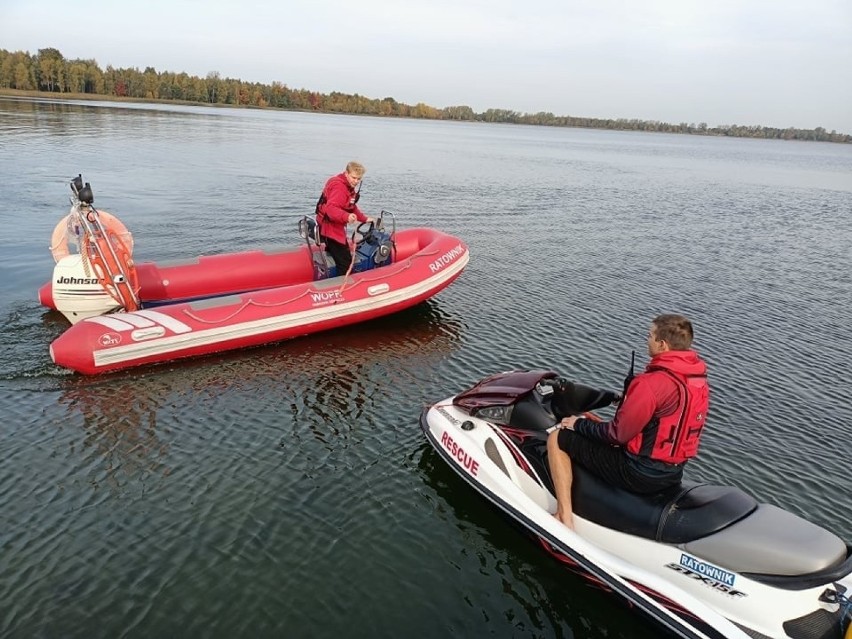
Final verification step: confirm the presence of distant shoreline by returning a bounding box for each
[0,88,256,110]
[2,87,848,143]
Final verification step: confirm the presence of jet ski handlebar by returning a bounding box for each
[547,377,622,415]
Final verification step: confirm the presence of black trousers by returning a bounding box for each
[556,429,683,493]
[322,236,353,275]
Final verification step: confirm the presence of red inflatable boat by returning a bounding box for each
[40,176,469,375]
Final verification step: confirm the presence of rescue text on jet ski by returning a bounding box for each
[421,369,852,639]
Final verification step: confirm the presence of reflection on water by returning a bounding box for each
[53,301,463,477]
[59,379,169,486]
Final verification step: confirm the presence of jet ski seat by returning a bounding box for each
[573,467,848,576]
[681,503,848,576]
[572,466,756,542]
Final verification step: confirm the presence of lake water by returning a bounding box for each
[1,96,851,638]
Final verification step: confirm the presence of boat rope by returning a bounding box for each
[70,210,94,278]
[182,261,411,324]
[182,288,314,324]
[335,259,413,293]
[82,248,92,278]
[182,245,447,324]
[335,246,443,294]
[336,241,359,295]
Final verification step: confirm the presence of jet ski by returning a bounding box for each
[420,368,852,639]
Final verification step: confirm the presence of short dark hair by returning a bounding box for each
[653,314,694,350]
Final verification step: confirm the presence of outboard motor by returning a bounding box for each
[49,174,140,323]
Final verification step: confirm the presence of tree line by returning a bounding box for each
[1,47,849,143]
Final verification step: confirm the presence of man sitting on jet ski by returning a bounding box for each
[548,314,710,529]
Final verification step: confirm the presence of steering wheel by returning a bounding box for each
[353,220,375,245]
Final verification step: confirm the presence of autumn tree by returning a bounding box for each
[36,47,64,92]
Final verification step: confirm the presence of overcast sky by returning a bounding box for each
[2,0,851,132]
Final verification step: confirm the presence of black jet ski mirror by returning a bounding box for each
[550,378,618,418]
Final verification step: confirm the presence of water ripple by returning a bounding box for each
[1,99,850,638]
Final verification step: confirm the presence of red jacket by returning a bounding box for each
[575,350,709,464]
[315,173,367,244]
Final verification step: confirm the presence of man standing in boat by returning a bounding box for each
[548,314,710,529]
[315,161,374,275]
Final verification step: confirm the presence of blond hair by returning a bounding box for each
[346,161,366,177]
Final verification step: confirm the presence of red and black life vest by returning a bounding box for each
[625,367,709,464]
